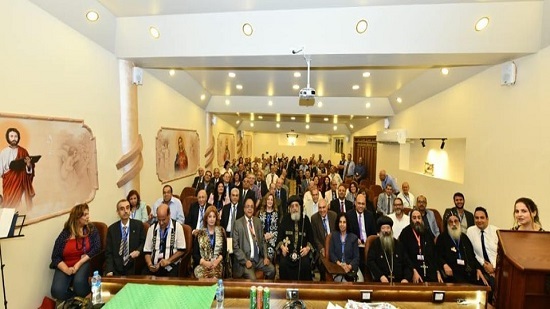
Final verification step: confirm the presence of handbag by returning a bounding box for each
[62,297,93,309]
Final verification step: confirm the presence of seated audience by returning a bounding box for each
[304,188,321,219]
[232,172,243,190]
[311,198,337,262]
[144,204,186,277]
[127,189,149,222]
[467,206,498,293]
[324,179,339,204]
[186,189,210,236]
[196,170,213,195]
[416,195,440,238]
[346,194,377,246]
[258,193,279,262]
[379,169,399,195]
[436,212,488,285]
[377,184,397,215]
[399,209,442,283]
[220,188,244,238]
[320,176,331,199]
[151,185,185,225]
[328,166,343,187]
[208,181,229,212]
[50,203,100,301]
[192,167,205,189]
[193,206,226,279]
[274,178,288,216]
[367,216,413,283]
[329,213,364,282]
[345,181,359,204]
[330,184,353,214]
[387,198,409,238]
[232,198,275,279]
[277,195,315,281]
[512,197,544,231]
[443,192,474,232]
[396,182,415,208]
[105,199,146,276]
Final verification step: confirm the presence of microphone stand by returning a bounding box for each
[297,207,306,281]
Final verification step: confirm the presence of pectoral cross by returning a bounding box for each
[420,262,429,277]
[282,237,291,247]
[388,272,395,284]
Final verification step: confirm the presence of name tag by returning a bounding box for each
[158,252,164,259]
[417,255,424,261]
[457,259,465,265]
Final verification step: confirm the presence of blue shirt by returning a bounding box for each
[152,196,185,224]
[381,174,399,194]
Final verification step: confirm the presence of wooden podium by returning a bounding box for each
[494,230,550,308]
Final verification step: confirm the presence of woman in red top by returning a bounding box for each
[50,203,100,301]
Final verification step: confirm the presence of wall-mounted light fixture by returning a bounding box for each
[419,138,447,149]
[287,130,299,145]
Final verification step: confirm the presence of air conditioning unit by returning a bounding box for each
[376,129,407,144]
[306,135,330,144]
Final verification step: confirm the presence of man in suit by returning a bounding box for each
[443,192,474,232]
[311,198,337,265]
[192,167,205,189]
[195,170,214,195]
[185,189,209,236]
[377,184,397,215]
[239,176,256,206]
[300,170,312,195]
[346,194,377,246]
[105,199,146,276]
[212,168,221,185]
[254,170,269,197]
[324,179,339,204]
[221,188,244,237]
[232,198,275,279]
[330,184,353,214]
[275,178,288,216]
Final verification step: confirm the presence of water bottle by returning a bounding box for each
[91,270,102,305]
[216,279,224,309]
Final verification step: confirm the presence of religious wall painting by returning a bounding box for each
[216,133,235,167]
[0,113,98,224]
[424,162,434,176]
[156,127,200,183]
[242,133,253,159]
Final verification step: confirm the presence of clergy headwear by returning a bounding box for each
[377,216,394,231]
[444,211,459,223]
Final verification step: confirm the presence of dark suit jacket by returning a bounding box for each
[239,188,256,205]
[254,181,268,197]
[329,231,360,271]
[185,202,208,231]
[232,216,268,278]
[443,207,474,231]
[330,198,353,215]
[192,176,203,189]
[195,181,213,196]
[275,187,288,216]
[311,210,337,254]
[220,202,244,235]
[346,209,376,242]
[105,219,146,275]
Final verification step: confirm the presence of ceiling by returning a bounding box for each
[30,0,545,135]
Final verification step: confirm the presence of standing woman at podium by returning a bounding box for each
[512,197,544,231]
[50,203,100,301]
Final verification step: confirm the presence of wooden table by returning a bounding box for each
[215,298,485,308]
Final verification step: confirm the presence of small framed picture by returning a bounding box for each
[424,162,434,176]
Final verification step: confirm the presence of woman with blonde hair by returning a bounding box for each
[50,203,100,301]
[258,193,279,261]
[512,197,544,231]
[193,206,226,278]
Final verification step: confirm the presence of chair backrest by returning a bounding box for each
[369,185,383,198]
[373,196,379,211]
[146,205,151,217]
[180,186,196,200]
[324,233,332,258]
[91,221,108,250]
[359,179,370,189]
[430,208,444,235]
[363,235,379,282]
[183,196,198,219]
[90,221,108,276]
[402,208,411,216]
[178,224,194,277]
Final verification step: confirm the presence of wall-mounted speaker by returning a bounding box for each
[132,67,143,85]
[501,61,516,86]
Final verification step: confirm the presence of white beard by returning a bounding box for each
[448,225,462,241]
[291,212,301,221]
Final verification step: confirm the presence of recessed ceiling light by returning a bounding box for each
[250,122,254,127]
[258,115,263,119]
[333,125,337,131]
[292,84,300,90]
[169,69,175,76]
[475,17,489,31]
[291,116,296,120]
[236,84,243,90]
[276,123,280,128]
[228,72,236,78]
[396,97,403,103]
[305,114,310,123]
[356,19,368,34]
[305,124,310,129]
[366,116,370,119]
[317,101,323,107]
[294,72,301,78]
[276,113,280,122]
[250,113,254,121]
[268,100,273,106]
[362,71,371,78]
[365,102,371,108]
[352,85,360,90]
[149,26,160,39]
[323,117,329,121]
[200,94,206,101]
[441,68,449,75]
[242,23,253,36]
[349,124,354,129]
[333,115,338,124]
[86,11,99,22]
[225,99,230,105]
[236,120,240,124]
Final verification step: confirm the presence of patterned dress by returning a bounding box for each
[193,226,225,278]
[258,210,279,260]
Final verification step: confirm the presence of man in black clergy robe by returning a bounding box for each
[436,212,488,285]
[399,209,443,283]
[367,216,413,283]
[276,195,315,281]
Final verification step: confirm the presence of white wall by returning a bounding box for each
[0,1,207,307]
[354,46,550,229]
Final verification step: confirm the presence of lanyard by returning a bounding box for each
[412,228,422,254]
[451,237,462,259]
[340,233,347,262]
[209,232,215,249]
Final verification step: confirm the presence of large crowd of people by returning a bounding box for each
[49,153,543,304]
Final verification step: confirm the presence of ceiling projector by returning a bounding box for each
[299,87,316,106]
